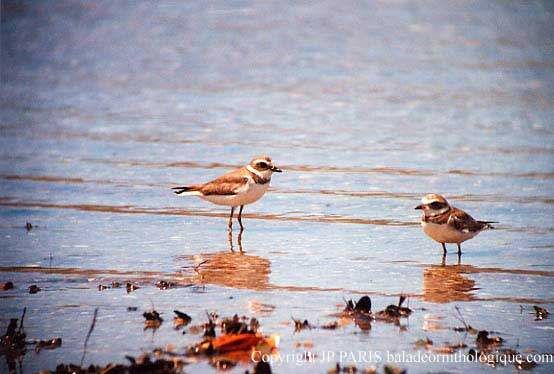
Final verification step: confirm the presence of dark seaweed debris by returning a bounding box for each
[343,295,372,314]
[143,310,163,329]
[203,314,216,338]
[35,337,62,352]
[126,282,140,293]
[1,309,27,372]
[354,296,372,313]
[1,281,14,291]
[476,330,503,349]
[344,295,412,319]
[1,318,26,354]
[156,280,176,290]
[98,281,123,291]
[292,318,313,332]
[221,315,258,334]
[52,353,185,374]
[342,295,412,328]
[173,310,192,330]
[342,296,373,330]
[374,295,412,321]
[250,360,272,374]
[29,285,41,294]
[533,305,549,320]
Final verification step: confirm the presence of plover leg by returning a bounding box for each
[238,205,244,231]
[237,205,244,252]
[228,206,235,251]
[441,243,447,255]
[457,243,462,255]
[238,232,244,253]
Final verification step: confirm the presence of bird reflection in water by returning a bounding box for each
[180,251,271,291]
[423,255,479,303]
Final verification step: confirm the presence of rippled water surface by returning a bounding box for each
[1,1,554,373]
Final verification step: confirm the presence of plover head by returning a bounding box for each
[415,193,451,217]
[248,156,282,179]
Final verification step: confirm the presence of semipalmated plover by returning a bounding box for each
[172,156,282,251]
[415,194,494,256]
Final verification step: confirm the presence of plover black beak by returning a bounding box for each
[271,166,282,172]
[414,204,423,210]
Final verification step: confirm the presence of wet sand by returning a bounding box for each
[1,0,554,373]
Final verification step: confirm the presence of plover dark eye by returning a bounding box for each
[258,162,268,168]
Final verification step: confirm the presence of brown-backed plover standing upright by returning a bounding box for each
[172,156,282,251]
[415,193,494,257]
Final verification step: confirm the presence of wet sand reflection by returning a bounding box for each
[179,251,271,291]
[422,257,554,304]
[423,257,478,303]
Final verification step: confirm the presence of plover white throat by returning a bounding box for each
[172,156,282,251]
[415,193,495,256]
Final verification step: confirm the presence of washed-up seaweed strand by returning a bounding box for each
[19,307,26,330]
[80,308,99,366]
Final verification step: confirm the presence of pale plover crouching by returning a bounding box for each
[415,194,495,256]
[172,156,282,251]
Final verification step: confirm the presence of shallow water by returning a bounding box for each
[1,0,554,373]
